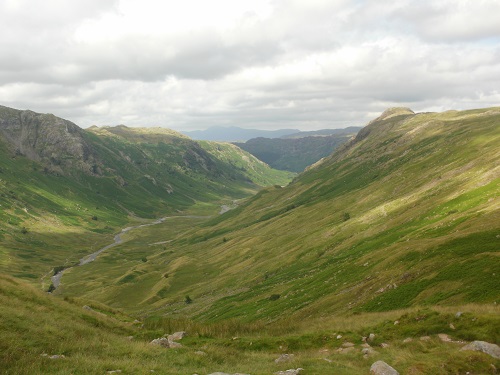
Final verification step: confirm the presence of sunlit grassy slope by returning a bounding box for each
[0,107,292,287]
[61,107,499,321]
[2,273,499,374]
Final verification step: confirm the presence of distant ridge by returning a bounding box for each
[182,126,299,142]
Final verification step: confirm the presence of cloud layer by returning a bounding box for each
[1,0,499,130]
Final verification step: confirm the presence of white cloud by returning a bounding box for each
[0,0,499,131]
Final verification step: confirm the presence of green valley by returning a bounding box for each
[1,105,499,374]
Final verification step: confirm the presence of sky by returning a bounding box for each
[1,0,499,131]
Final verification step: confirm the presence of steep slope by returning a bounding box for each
[60,107,499,321]
[198,140,295,186]
[0,106,292,287]
[234,128,357,172]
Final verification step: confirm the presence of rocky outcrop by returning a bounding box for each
[0,105,100,175]
[461,341,500,359]
[370,360,399,375]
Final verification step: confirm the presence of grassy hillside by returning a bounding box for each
[234,130,357,172]
[59,107,499,322]
[0,106,292,288]
[198,140,295,186]
[2,273,499,374]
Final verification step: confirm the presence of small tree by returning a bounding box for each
[185,295,193,304]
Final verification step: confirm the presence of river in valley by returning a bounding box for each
[50,215,208,291]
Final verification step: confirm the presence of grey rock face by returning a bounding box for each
[0,106,99,175]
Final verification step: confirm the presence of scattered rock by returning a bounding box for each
[40,353,65,359]
[167,331,187,341]
[420,336,431,341]
[362,336,367,342]
[362,347,376,356]
[370,360,399,375]
[361,343,372,348]
[49,354,65,359]
[402,338,413,343]
[336,334,343,339]
[83,305,92,311]
[380,343,390,348]
[438,333,452,342]
[341,342,355,348]
[150,336,183,348]
[461,341,500,359]
[194,351,207,356]
[275,354,294,363]
[455,311,463,318]
[274,369,303,375]
[449,323,456,330]
[394,320,399,325]
[368,333,376,342]
[336,346,356,353]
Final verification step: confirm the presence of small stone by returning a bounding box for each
[449,323,455,330]
[403,337,413,343]
[150,338,171,348]
[420,336,431,341]
[106,371,122,374]
[362,336,367,342]
[368,333,376,342]
[438,334,452,342]
[275,353,294,363]
[370,360,399,375]
[83,305,92,311]
[336,334,343,339]
[380,343,389,348]
[362,347,376,356]
[394,320,399,325]
[274,368,303,375]
[341,342,355,348]
[455,311,462,318]
[323,358,333,363]
[167,331,187,341]
[194,351,207,356]
[48,354,65,359]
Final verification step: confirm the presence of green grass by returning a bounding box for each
[1,274,499,374]
[56,107,500,324]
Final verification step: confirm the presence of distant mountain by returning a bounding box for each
[234,127,360,172]
[280,126,363,139]
[182,126,300,142]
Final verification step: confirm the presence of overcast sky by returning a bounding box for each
[1,0,499,131]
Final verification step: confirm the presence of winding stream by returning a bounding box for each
[50,215,208,291]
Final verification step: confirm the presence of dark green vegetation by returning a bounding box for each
[1,105,499,374]
[234,128,358,172]
[0,105,292,284]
